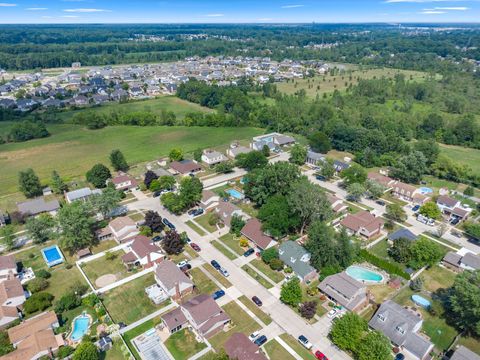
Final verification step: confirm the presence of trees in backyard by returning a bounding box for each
[215,161,234,174]
[419,202,441,220]
[408,237,444,269]
[280,277,302,307]
[57,202,95,253]
[230,215,245,236]
[308,131,331,153]
[388,237,412,264]
[168,148,183,161]
[390,151,427,184]
[109,149,128,171]
[86,163,111,188]
[72,340,99,360]
[18,168,42,198]
[341,163,367,186]
[235,150,268,171]
[26,214,55,244]
[143,170,158,189]
[346,183,366,202]
[289,144,307,165]
[0,225,15,250]
[51,170,68,194]
[91,187,122,219]
[317,158,336,180]
[144,211,164,232]
[161,176,203,214]
[162,230,184,255]
[365,179,385,199]
[258,195,299,238]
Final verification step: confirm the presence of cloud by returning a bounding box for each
[0,3,16,6]
[386,0,470,3]
[420,10,446,13]
[433,6,469,10]
[63,8,111,12]
[257,18,273,21]
[205,13,224,17]
[61,15,79,18]
[281,4,304,8]
[26,7,48,11]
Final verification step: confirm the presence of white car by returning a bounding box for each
[327,309,338,319]
[177,260,189,268]
[249,331,260,341]
[220,267,230,277]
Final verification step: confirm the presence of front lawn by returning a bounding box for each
[190,268,218,295]
[186,220,206,236]
[250,259,285,283]
[219,233,245,256]
[241,265,273,289]
[211,240,237,260]
[81,251,130,287]
[202,264,232,288]
[238,295,272,325]
[279,334,316,360]
[194,214,218,233]
[264,339,296,360]
[165,329,207,360]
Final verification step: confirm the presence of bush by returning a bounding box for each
[28,278,49,293]
[269,258,284,271]
[36,269,51,279]
[104,251,117,261]
[409,277,423,292]
[57,345,75,359]
[24,292,54,314]
[299,301,317,320]
[82,294,99,308]
[261,247,278,264]
[64,262,73,269]
[55,293,82,313]
[239,237,249,248]
[284,266,293,274]
[96,307,106,318]
[359,250,410,280]
[70,282,89,296]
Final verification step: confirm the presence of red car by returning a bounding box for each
[315,351,328,360]
[190,243,201,252]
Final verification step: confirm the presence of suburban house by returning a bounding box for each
[340,211,384,240]
[121,235,165,269]
[369,300,434,360]
[213,201,248,227]
[154,260,194,300]
[241,218,276,250]
[97,216,139,243]
[65,187,102,203]
[442,250,480,272]
[2,311,64,360]
[17,197,60,217]
[224,333,267,360]
[250,132,295,151]
[306,150,325,166]
[333,160,350,173]
[387,228,418,243]
[200,190,220,210]
[111,173,138,191]
[279,241,318,282]
[169,160,202,175]
[0,256,17,282]
[201,149,228,165]
[367,172,395,189]
[327,193,348,213]
[226,144,252,158]
[318,272,369,313]
[450,345,480,360]
[391,182,420,203]
[161,294,231,338]
[0,278,25,328]
[436,195,472,222]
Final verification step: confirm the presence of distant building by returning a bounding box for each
[97,216,139,244]
[121,235,165,269]
[387,228,418,243]
[226,144,252,158]
[306,150,325,166]
[111,173,138,191]
[169,160,202,175]
[436,195,472,222]
[443,250,480,272]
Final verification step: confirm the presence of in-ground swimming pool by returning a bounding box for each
[41,245,64,267]
[346,265,384,283]
[70,314,91,342]
[412,294,431,309]
[418,187,433,195]
[226,188,244,200]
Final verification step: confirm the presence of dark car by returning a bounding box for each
[152,235,163,242]
[193,208,204,217]
[254,335,267,346]
[190,243,201,252]
[412,205,420,212]
[394,354,405,360]
[153,191,162,198]
[212,289,225,300]
[243,248,255,257]
[180,263,192,272]
[162,218,176,230]
[375,200,386,206]
[315,175,326,181]
[252,296,263,307]
[210,260,221,270]
[450,217,460,225]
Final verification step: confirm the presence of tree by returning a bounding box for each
[287,178,332,235]
[269,258,284,271]
[329,312,368,353]
[143,170,158,189]
[410,277,423,292]
[162,230,184,255]
[388,238,412,263]
[157,176,175,191]
[28,278,49,293]
[261,144,270,157]
[51,170,68,194]
[0,225,15,250]
[280,278,302,306]
[346,183,366,202]
[308,131,331,153]
[409,237,444,269]
[169,148,184,161]
[144,211,164,232]
[318,159,335,180]
[366,179,385,199]
[23,292,54,314]
[215,161,234,174]
[235,151,267,171]
[230,214,245,236]
[26,214,54,244]
[178,176,203,209]
[341,163,367,186]
[109,149,128,171]
[357,331,392,360]
[419,202,441,220]
[86,163,111,188]
[289,144,307,165]
[385,203,407,222]
[258,195,299,238]
[18,168,42,198]
[336,228,357,268]
[161,192,184,214]
[261,247,279,264]
[91,187,122,219]
[414,139,440,166]
[73,340,99,360]
[464,186,475,197]
[57,202,94,253]
[391,151,427,184]
[464,222,480,240]
[193,148,203,162]
[299,301,317,320]
[305,221,337,270]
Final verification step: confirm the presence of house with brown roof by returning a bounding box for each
[170,160,202,175]
[154,260,194,300]
[327,193,348,213]
[318,272,369,313]
[340,211,384,240]
[368,172,395,189]
[121,235,165,269]
[224,333,267,360]
[161,294,230,338]
[110,173,138,191]
[241,218,276,250]
[200,190,220,210]
[391,182,419,203]
[0,256,17,282]
[97,216,139,243]
[0,279,26,310]
[213,201,248,227]
[437,195,472,222]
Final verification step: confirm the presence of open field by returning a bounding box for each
[0,124,263,208]
[440,144,480,175]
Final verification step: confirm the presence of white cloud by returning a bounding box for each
[26,7,48,11]
[0,3,17,6]
[433,6,469,10]
[420,10,447,13]
[63,8,111,12]
[386,0,470,3]
[281,4,304,8]
[205,13,224,17]
[61,15,79,18]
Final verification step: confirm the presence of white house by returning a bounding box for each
[121,235,165,269]
[201,149,228,165]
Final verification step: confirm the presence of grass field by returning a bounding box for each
[165,329,207,360]
[219,233,245,256]
[440,144,480,175]
[202,264,232,288]
[81,251,130,288]
[211,240,237,260]
[0,124,262,208]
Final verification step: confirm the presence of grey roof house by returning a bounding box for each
[369,300,434,360]
[443,251,480,272]
[450,345,480,360]
[387,228,418,243]
[278,241,317,282]
[318,272,369,313]
[65,187,102,203]
[306,150,325,166]
[17,197,60,217]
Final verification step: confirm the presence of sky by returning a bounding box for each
[0,0,479,24]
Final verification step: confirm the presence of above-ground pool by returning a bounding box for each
[412,294,431,309]
[41,245,64,267]
[418,187,433,195]
[70,313,91,342]
[226,188,244,200]
[346,266,384,283]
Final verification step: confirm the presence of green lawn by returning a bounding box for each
[238,295,272,325]
[440,144,480,175]
[279,334,316,360]
[264,339,296,360]
[165,329,207,360]
[81,251,130,287]
[92,240,118,254]
[369,239,390,259]
[250,259,285,283]
[241,265,273,289]
[219,233,245,256]
[211,240,237,260]
[202,264,232,288]
[104,339,129,360]
[190,268,218,295]
[194,214,218,233]
[185,220,206,236]
[102,273,171,324]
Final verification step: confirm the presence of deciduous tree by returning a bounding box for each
[143,170,158,189]
[289,144,307,165]
[18,168,42,198]
[280,278,302,307]
[86,163,111,189]
[51,170,68,194]
[144,211,164,232]
[169,148,184,161]
[162,230,184,255]
[57,202,94,253]
[419,201,441,220]
[109,149,128,171]
[26,214,54,244]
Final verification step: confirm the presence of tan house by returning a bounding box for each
[154,260,194,300]
[327,193,348,213]
[97,216,139,243]
[213,201,248,227]
[318,272,369,313]
[121,235,165,269]
[111,173,138,191]
[200,190,220,210]
[391,182,418,203]
[340,211,384,240]
[367,172,395,189]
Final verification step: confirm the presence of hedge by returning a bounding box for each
[359,249,410,280]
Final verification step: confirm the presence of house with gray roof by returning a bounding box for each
[318,271,369,313]
[17,197,60,217]
[278,241,317,282]
[65,187,102,203]
[369,300,434,360]
[226,144,252,158]
[443,251,480,272]
[154,260,194,300]
[450,345,480,360]
[306,150,325,166]
[387,228,418,243]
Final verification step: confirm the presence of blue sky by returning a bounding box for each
[0,0,479,24]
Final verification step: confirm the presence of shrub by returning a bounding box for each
[64,262,73,269]
[269,258,284,271]
[36,269,51,279]
[409,277,423,292]
[284,266,293,274]
[82,294,99,308]
[24,292,54,314]
[96,307,106,318]
[57,345,75,359]
[104,251,117,261]
[299,301,317,320]
[261,247,278,264]
[69,282,89,296]
[239,237,249,248]
[55,293,81,313]
[28,278,49,293]
[359,250,410,280]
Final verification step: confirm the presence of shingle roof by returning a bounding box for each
[340,211,384,233]
[388,228,418,242]
[224,333,267,360]
[130,235,162,259]
[182,294,227,327]
[318,272,365,311]
[451,346,480,360]
[109,216,136,232]
[170,160,201,174]
[241,218,275,250]
[155,260,193,292]
[279,241,316,280]
[8,311,58,344]
[461,252,480,270]
[443,251,462,266]
[437,195,458,208]
[65,187,102,202]
[0,255,16,271]
[17,197,60,216]
[162,307,187,330]
[0,279,24,304]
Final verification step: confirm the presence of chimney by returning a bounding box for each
[175,281,181,300]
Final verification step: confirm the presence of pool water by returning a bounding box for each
[226,188,244,200]
[346,266,383,283]
[412,294,431,309]
[418,187,433,195]
[41,245,64,267]
[71,315,90,342]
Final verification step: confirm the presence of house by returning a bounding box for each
[97,216,139,243]
[327,193,348,213]
[368,172,395,189]
[2,311,64,360]
[213,202,247,227]
[224,333,267,360]
[0,256,17,282]
[201,149,227,166]
[340,211,384,240]
[306,150,325,166]
[436,195,472,222]
[226,145,252,158]
[450,345,480,360]
[0,277,25,328]
[170,160,202,175]
[121,235,165,269]
[200,190,220,210]
[17,197,60,217]
[65,187,102,203]
[391,182,418,202]
[369,300,434,360]
[154,260,194,300]
[161,294,230,338]
[387,228,418,243]
[278,241,317,282]
[111,174,138,191]
[241,218,276,250]
[333,160,350,173]
[318,272,369,313]
[442,250,480,272]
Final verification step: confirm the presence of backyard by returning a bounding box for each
[165,329,207,360]
[81,250,130,288]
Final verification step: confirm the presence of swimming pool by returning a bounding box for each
[418,187,433,195]
[41,245,64,267]
[226,188,244,200]
[412,294,431,309]
[346,266,384,283]
[70,314,91,342]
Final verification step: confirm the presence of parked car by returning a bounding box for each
[315,351,328,360]
[451,230,463,238]
[190,243,201,252]
[153,191,162,197]
[298,335,313,350]
[152,235,163,242]
[177,260,189,268]
[162,218,175,230]
[252,296,263,306]
[243,248,255,257]
[180,264,192,272]
[315,175,326,181]
[254,335,267,346]
[210,260,221,270]
[412,205,420,212]
[249,331,260,341]
[450,217,460,225]
[212,289,225,300]
[394,354,405,360]
[327,309,338,318]
[375,200,386,206]
[219,267,230,277]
